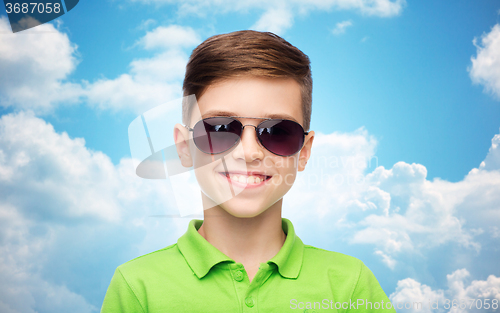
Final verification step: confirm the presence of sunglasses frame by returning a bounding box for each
[184,116,310,157]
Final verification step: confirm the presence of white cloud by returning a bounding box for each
[129,0,405,33]
[0,0,406,115]
[0,111,122,221]
[0,111,189,312]
[84,25,200,114]
[251,7,294,35]
[470,24,500,100]
[390,269,500,313]
[347,148,500,263]
[478,131,500,171]
[0,110,499,311]
[0,17,82,113]
[139,25,200,50]
[0,0,404,114]
[332,20,353,35]
[352,161,480,251]
[83,73,181,113]
[137,18,157,31]
[390,277,445,313]
[0,19,199,115]
[285,128,500,276]
[375,249,397,269]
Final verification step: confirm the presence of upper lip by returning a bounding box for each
[220,171,271,176]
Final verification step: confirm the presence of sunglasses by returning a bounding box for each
[185,116,309,157]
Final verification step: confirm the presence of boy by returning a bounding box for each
[101,30,396,312]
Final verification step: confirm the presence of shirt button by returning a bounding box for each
[245,297,255,307]
[234,270,244,282]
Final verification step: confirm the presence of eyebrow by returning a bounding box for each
[201,110,300,123]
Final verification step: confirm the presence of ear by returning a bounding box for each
[298,130,314,172]
[173,123,193,168]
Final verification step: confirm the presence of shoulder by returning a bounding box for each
[103,243,187,312]
[301,244,393,308]
[116,243,184,278]
[301,244,378,292]
[303,244,364,273]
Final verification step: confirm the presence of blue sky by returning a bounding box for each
[1,0,500,312]
[6,0,498,182]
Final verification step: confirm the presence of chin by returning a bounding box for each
[222,205,268,219]
[219,196,283,218]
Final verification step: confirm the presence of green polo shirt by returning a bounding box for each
[101,218,396,312]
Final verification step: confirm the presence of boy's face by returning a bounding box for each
[174,77,314,218]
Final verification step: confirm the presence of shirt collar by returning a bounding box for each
[268,218,304,279]
[177,219,232,279]
[177,218,304,280]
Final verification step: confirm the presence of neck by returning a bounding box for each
[197,195,286,281]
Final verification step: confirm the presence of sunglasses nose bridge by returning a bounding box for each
[241,124,258,130]
[240,124,260,141]
[238,124,265,151]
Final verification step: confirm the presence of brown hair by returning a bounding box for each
[182,30,312,131]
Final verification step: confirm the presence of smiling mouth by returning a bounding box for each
[219,172,272,184]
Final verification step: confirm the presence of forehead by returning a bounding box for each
[191,77,303,124]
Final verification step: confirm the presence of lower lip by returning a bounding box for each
[218,173,271,189]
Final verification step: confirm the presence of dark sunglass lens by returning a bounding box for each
[257,120,304,156]
[193,117,241,154]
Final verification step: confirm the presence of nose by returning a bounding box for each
[231,124,265,162]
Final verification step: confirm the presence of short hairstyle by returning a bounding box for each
[182,30,312,131]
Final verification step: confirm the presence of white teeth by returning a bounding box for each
[226,174,265,184]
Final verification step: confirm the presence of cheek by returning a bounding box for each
[192,146,225,171]
[191,152,240,204]
[283,157,299,188]
[273,155,299,172]
[270,155,299,188]
[278,171,297,190]
[192,151,216,185]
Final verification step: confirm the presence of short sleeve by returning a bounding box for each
[101,267,145,313]
[349,263,396,312]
